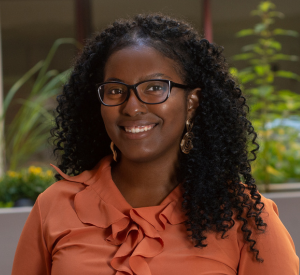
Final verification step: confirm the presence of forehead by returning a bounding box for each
[103,45,183,83]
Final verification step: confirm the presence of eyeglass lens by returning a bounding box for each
[99,80,169,105]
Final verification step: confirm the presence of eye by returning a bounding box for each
[144,83,167,94]
[105,85,126,95]
[147,85,163,92]
[109,88,124,95]
[101,83,128,100]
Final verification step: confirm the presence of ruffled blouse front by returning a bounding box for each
[72,156,186,275]
[12,155,299,275]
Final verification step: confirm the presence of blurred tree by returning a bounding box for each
[230,1,300,191]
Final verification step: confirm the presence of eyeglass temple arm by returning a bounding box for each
[171,82,189,89]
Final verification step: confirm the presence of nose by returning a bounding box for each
[121,88,147,116]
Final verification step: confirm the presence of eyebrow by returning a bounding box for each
[105,73,173,83]
[105,77,124,82]
[143,73,173,80]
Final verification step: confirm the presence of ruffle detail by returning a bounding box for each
[74,186,185,275]
[52,156,186,275]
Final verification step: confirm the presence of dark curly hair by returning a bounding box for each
[51,13,266,262]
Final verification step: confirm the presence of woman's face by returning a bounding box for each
[101,45,198,163]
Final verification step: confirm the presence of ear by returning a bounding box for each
[186,88,201,120]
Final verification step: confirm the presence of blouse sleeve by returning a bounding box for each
[238,197,299,275]
[11,196,52,275]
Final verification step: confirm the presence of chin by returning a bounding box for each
[119,145,178,164]
[118,146,160,163]
[120,152,156,163]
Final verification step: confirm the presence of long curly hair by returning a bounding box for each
[51,13,266,262]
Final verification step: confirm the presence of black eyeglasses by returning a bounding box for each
[96,79,188,106]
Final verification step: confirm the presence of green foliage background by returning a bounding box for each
[0,167,54,207]
[230,1,300,189]
[1,38,79,171]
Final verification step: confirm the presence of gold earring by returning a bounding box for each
[110,141,117,162]
[180,119,194,154]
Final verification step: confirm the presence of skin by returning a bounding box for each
[101,45,200,208]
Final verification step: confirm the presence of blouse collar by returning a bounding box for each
[50,156,187,275]
[50,155,186,228]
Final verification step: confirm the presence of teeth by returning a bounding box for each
[124,124,155,133]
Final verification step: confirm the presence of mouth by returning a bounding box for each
[123,124,156,134]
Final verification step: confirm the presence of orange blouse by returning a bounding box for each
[12,155,299,275]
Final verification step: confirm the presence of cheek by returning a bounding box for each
[159,98,187,138]
[101,107,118,139]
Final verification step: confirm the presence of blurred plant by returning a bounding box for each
[230,1,300,190]
[0,38,80,171]
[251,126,300,184]
[0,166,54,207]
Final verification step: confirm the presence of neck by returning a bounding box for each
[111,152,180,207]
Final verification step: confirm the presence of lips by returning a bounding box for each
[118,120,158,136]
[124,124,156,133]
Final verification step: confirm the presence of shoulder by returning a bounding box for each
[236,192,291,241]
[257,193,291,237]
[244,193,297,260]
[226,191,296,254]
[236,193,299,273]
[37,179,86,217]
[37,157,110,214]
[36,156,113,218]
[257,193,280,226]
[40,178,85,199]
[258,193,295,247]
[260,193,278,215]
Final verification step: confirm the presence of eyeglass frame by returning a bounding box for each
[96,79,189,107]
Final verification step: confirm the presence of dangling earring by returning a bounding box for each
[180,119,194,154]
[110,141,118,162]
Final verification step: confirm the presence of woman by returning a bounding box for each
[12,14,298,275]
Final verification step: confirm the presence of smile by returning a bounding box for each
[124,124,156,133]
